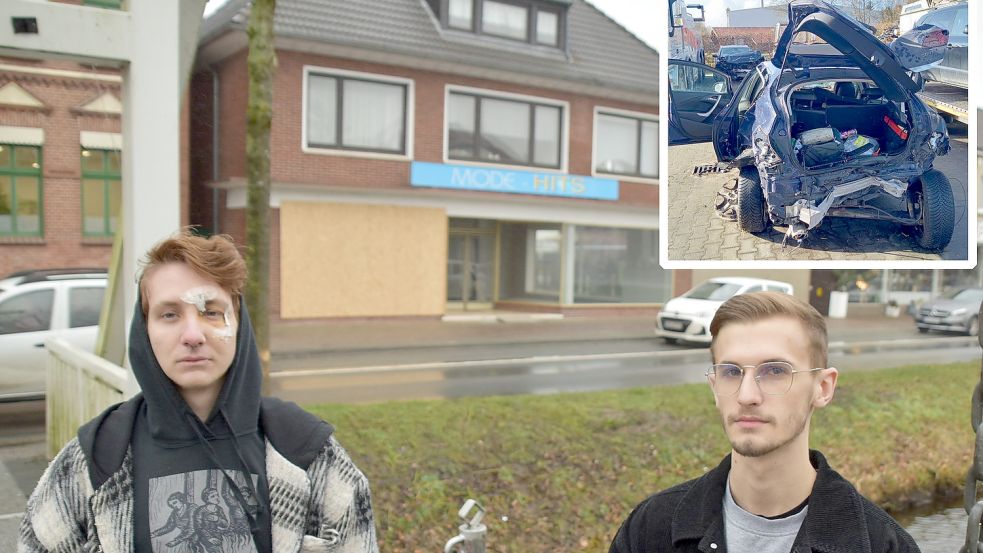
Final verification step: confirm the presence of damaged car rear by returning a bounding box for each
[669,0,954,250]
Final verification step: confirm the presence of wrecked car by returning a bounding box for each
[668,0,954,250]
[714,44,765,80]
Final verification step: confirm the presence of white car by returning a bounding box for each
[0,277,106,396]
[656,277,794,345]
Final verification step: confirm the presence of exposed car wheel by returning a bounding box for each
[663,337,678,345]
[912,169,954,251]
[967,317,979,337]
[917,327,929,334]
[737,167,768,234]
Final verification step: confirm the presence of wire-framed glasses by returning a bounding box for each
[705,362,823,397]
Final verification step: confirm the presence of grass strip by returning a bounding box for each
[306,362,977,552]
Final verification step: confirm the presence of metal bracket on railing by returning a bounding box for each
[963,304,983,553]
[443,499,487,553]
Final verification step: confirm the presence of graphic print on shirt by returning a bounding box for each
[149,469,260,553]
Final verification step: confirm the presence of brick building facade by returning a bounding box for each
[194,0,664,320]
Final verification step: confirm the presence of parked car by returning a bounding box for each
[668,0,954,251]
[0,267,107,294]
[0,277,106,396]
[655,277,794,344]
[913,1,967,88]
[913,287,983,336]
[714,44,765,80]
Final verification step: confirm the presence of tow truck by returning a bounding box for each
[918,82,968,125]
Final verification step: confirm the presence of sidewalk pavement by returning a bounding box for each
[270,310,926,357]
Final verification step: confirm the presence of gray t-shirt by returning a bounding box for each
[723,479,808,553]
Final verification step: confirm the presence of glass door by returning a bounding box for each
[447,228,495,311]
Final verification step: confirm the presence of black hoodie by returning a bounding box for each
[129,297,271,552]
[76,298,336,553]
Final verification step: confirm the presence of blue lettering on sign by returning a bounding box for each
[410,162,619,201]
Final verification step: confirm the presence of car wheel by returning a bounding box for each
[912,169,954,251]
[967,317,979,337]
[917,327,929,334]
[663,337,678,345]
[737,167,768,233]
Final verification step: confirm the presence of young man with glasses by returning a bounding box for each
[609,291,918,552]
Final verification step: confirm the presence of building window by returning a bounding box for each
[448,90,562,169]
[435,0,566,47]
[536,9,559,45]
[0,144,42,237]
[498,222,562,302]
[305,70,409,155]
[595,112,658,179]
[449,0,474,29]
[81,149,121,236]
[572,226,668,303]
[483,1,528,40]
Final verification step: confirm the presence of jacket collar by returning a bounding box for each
[670,450,871,553]
[88,440,313,553]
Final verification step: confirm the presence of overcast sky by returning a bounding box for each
[203,0,660,52]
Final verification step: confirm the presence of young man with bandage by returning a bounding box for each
[20,231,378,553]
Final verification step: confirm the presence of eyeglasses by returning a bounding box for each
[705,362,824,397]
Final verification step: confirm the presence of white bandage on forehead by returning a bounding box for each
[180,287,218,313]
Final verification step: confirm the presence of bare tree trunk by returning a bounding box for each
[245,0,276,392]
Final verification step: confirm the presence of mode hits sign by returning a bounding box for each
[410,162,619,201]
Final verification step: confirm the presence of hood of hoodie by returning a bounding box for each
[128,296,261,445]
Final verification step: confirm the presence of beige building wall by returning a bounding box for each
[280,201,448,318]
[690,269,812,303]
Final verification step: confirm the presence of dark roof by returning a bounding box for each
[200,0,657,99]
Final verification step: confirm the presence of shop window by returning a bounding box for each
[430,0,566,48]
[594,111,658,179]
[305,69,410,156]
[498,222,562,302]
[572,226,668,303]
[448,90,563,169]
[0,144,42,237]
[81,149,121,237]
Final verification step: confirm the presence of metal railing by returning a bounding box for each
[45,337,128,459]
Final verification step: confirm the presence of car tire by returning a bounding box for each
[917,327,929,334]
[912,169,954,251]
[967,317,979,337]
[737,167,768,234]
[663,337,678,345]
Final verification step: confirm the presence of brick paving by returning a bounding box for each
[667,139,971,261]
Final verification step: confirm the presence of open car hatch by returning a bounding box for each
[773,0,946,101]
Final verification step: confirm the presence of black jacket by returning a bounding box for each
[609,450,920,553]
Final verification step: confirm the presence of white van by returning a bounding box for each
[656,277,794,344]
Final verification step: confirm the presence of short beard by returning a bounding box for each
[730,406,812,458]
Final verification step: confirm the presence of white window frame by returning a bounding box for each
[591,106,659,185]
[302,66,415,161]
[443,84,569,173]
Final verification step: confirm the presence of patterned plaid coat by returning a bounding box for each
[18,435,378,553]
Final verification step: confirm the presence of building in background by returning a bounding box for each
[193,0,662,320]
[725,4,787,28]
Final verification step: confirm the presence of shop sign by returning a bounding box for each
[410,162,619,201]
